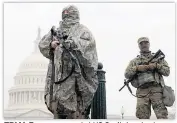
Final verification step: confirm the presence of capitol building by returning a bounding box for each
[4,28,53,119]
[4,28,175,120]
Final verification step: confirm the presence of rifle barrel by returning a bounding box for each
[119,84,126,92]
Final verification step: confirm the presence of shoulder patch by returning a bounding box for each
[80,32,90,41]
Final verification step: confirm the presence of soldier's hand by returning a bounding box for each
[136,65,149,72]
[148,63,157,70]
[51,41,60,49]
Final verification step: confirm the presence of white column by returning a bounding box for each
[39,91,41,103]
[21,91,23,104]
[14,93,16,104]
[34,91,36,103]
[12,92,15,104]
[38,91,40,103]
[19,92,20,104]
[39,91,42,103]
[24,92,26,104]
[21,92,22,103]
[17,92,19,104]
[16,92,17,104]
[41,77,43,84]
[18,92,20,104]
[9,93,11,105]
[42,92,44,102]
[19,92,21,104]
[12,92,14,105]
[26,92,28,104]
[8,93,11,105]
[29,91,31,103]
[14,92,17,104]
[21,92,23,104]
[12,93,14,104]
[41,91,43,102]
[34,91,35,99]
[36,91,38,102]
[20,92,22,103]
[14,92,16,104]
[31,91,33,103]
[13,93,14,104]
[23,91,25,103]
[11,93,12,105]
[27,91,29,103]
[35,91,37,102]
[15,92,17,104]
[22,92,23,104]
[10,93,12,105]
[27,91,29,104]
[25,91,26,104]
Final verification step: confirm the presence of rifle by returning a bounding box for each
[119,49,165,92]
[47,27,56,113]
[48,26,73,113]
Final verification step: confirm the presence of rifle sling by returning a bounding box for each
[127,83,152,98]
[54,58,75,84]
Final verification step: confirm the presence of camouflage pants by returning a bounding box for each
[51,100,90,119]
[51,102,86,119]
[136,83,168,119]
[50,72,91,119]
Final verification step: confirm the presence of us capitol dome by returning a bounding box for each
[4,28,53,119]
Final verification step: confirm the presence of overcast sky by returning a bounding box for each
[3,2,175,116]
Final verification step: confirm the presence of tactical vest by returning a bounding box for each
[136,71,155,86]
[131,53,156,88]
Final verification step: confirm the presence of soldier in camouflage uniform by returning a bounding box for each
[124,37,170,119]
[38,5,98,119]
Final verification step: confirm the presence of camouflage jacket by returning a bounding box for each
[38,23,98,113]
[124,52,170,88]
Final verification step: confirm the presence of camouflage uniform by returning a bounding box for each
[38,5,98,119]
[124,37,170,119]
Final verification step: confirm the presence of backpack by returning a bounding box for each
[162,85,175,107]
